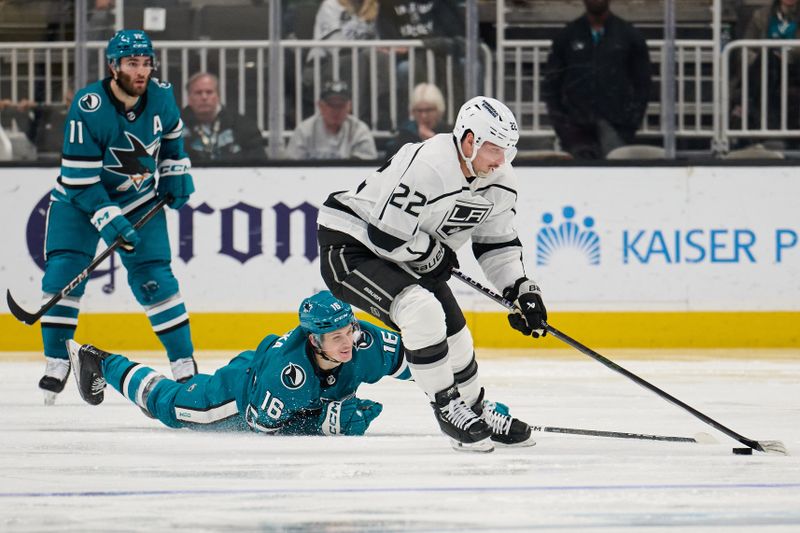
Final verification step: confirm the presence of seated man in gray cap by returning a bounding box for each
[287,80,378,160]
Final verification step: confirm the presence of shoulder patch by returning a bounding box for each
[355,329,374,350]
[152,78,172,89]
[281,363,306,390]
[78,93,102,112]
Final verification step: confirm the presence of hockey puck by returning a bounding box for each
[732,447,753,455]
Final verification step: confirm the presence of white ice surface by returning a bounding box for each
[1,354,799,532]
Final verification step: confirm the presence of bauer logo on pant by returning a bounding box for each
[281,363,306,390]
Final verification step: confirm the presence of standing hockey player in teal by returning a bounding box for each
[38,29,197,404]
[67,291,409,436]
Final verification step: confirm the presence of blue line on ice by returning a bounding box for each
[3,483,800,498]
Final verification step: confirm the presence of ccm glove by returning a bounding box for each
[410,239,459,290]
[503,277,548,338]
[91,204,139,254]
[157,158,195,209]
[319,397,383,436]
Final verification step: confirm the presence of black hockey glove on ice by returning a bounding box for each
[503,277,547,338]
[411,239,459,290]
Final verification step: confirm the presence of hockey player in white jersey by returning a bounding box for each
[317,96,547,452]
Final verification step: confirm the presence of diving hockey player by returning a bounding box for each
[67,291,407,436]
[38,29,197,404]
[317,96,546,453]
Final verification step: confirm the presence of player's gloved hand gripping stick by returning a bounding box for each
[450,268,787,456]
[6,196,171,326]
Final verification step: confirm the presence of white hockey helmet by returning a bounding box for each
[453,96,519,175]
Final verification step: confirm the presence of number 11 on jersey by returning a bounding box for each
[69,120,84,144]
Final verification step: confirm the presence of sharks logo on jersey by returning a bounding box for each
[107,131,161,191]
[435,199,493,239]
[78,93,102,112]
[355,329,374,350]
[281,363,306,390]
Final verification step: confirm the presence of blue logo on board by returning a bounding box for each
[536,205,600,266]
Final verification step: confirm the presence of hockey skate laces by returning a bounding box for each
[482,402,513,435]
[446,399,482,430]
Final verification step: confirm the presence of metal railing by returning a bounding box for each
[720,39,800,150]
[0,40,493,142]
[1,38,799,155]
[496,39,717,140]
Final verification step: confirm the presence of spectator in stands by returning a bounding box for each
[731,0,800,144]
[375,0,466,129]
[181,72,267,164]
[0,98,34,137]
[309,0,378,58]
[385,82,450,157]
[543,0,652,159]
[28,85,76,159]
[303,1,379,124]
[0,84,77,161]
[286,80,377,160]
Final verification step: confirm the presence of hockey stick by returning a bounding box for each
[450,269,787,455]
[532,425,717,444]
[6,196,170,326]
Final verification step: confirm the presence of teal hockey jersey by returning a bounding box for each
[53,77,188,215]
[241,320,410,435]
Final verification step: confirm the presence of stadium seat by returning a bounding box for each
[606,145,666,160]
[722,144,785,160]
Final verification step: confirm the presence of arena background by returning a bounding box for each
[2,163,797,351]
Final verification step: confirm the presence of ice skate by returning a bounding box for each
[170,357,198,383]
[474,389,536,448]
[431,385,494,453]
[66,340,108,406]
[38,357,70,405]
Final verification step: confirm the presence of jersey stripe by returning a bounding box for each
[367,223,406,252]
[59,175,101,186]
[428,187,468,205]
[474,183,518,197]
[61,158,103,169]
[472,237,522,259]
[175,400,238,424]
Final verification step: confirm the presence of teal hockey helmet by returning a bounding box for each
[299,291,356,336]
[106,29,156,67]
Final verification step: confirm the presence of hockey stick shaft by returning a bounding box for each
[450,269,771,453]
[6,196,170,326]
[532,425,700,443]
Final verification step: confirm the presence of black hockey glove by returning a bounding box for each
[410,239,459,290]
[503,277,547,338]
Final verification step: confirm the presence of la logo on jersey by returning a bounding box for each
[281,363,306,390]
[435,199,493,239]
[108,131,161,191]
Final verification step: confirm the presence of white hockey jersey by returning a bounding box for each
[317,133,529,293]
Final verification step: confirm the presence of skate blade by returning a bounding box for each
[42,390,58,406]
[492,435,537,448]
[449,437,495,453]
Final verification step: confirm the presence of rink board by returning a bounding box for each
[1,165,798,350]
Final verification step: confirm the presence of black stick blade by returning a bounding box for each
[6,289,40,325]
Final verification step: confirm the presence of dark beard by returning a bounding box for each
[115,71,148,98]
